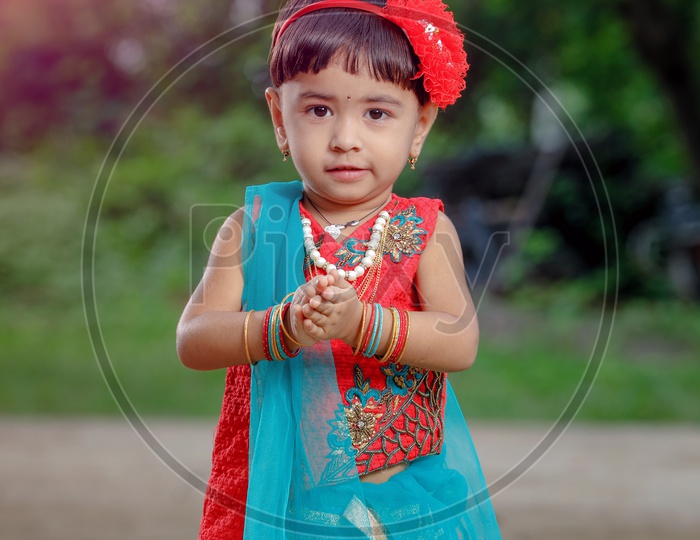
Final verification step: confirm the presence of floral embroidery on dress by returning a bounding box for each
[322,366,383,484]
[345,402,379,448]
[343,366,383,448]
[321,405,359,484]
[322,362,443,474]
[333,205,428,267]
[383,205,428,263]
[333,236,368,269]
[381,363,417,398]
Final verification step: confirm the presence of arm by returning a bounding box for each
[176,208,250,370]
[176,208,314,370]
[399,210,478,372]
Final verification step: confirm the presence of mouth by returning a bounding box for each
[327,166,368,182]
[328,165,365,172]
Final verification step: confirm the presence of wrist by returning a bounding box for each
[345,300,367,350]
[281,303,304,350]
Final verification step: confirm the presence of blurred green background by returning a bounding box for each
[1,0,699,422]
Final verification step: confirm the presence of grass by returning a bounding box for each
[2,287,700,422]
[451,295,700,422]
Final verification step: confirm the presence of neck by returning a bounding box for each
[302,191,393,223]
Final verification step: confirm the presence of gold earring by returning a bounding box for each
[282,150,290,162]
[408,156,418,170]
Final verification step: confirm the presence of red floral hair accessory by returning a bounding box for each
[273,0,469,108]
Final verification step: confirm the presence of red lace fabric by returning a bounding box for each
[199,193,444,538]
[199,366,250,539]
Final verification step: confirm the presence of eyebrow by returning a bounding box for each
[297,91,334,101]
[364,94,404,108]
[296,91,404,108]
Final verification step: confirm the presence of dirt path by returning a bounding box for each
[1,418,698,539]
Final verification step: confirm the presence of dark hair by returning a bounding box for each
[270,0,429,105]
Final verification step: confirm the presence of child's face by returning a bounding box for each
[266,61,437,208]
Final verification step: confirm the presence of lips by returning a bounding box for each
[326,165,368,182]
[328,165,364,171]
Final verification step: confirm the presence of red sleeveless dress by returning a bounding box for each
[199,193,444,539]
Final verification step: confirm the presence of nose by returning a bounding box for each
[329,115,362,152]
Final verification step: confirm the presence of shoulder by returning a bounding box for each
[209,207,246,263]
[391,194,445,237]
[393,193,445,214]
[423,210,461,254]
[419,208,463,269]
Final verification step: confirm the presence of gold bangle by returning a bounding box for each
[280,307,303,349]
[243,310,255,365]
[280,292,295,305]
[278,292,303,349]
[353,301,368,356]
[376,307,399,363]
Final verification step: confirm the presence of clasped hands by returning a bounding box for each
[285,270,364,348]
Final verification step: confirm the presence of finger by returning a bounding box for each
[315,274,332,293]
[303,317,324,338]
[301,302,320,320]
[304,304,327,325]
[334,273,353,290]
[321,287,336,301]
[312,298,334,315]
[304,282,317,298]
[293,288,309,308]
[292,303,305,321]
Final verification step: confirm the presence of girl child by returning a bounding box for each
[177,0,501,538]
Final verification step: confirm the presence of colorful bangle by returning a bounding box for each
[394,309,410,364]
[277,304,300,359]
[374,308,410,364]
[243,310,255,365]
[273,305,287,361]
[375,307,399,364]
[279,302,303,350]
[269,304,281,361]
[264,298,301,362]
[365,304,384,358]
[360,303,377,356]
[262,306,273,362]
[353,301,368,356]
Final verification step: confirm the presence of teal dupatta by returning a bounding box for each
[241,181,501,539]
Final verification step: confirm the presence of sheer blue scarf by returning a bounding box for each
[241,181,501,539]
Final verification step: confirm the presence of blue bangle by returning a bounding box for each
[363,303,379,357]
[365,303,384,357]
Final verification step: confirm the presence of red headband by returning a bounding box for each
[272,0,469,109]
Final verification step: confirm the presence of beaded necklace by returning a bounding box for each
[302,209,390,283]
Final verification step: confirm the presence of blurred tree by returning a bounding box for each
[440,0,699,188]
[2,0,697,191]
[0,0,253,150]
[617,0,700,196]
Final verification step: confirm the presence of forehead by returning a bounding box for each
[279,61,418,106]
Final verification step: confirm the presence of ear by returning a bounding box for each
[410,102,439,157]
[265,87,288,152]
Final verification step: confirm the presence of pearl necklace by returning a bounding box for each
[302,209,391,282]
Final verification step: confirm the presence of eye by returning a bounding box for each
[366,109,388,121]
[309,106,331,118]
